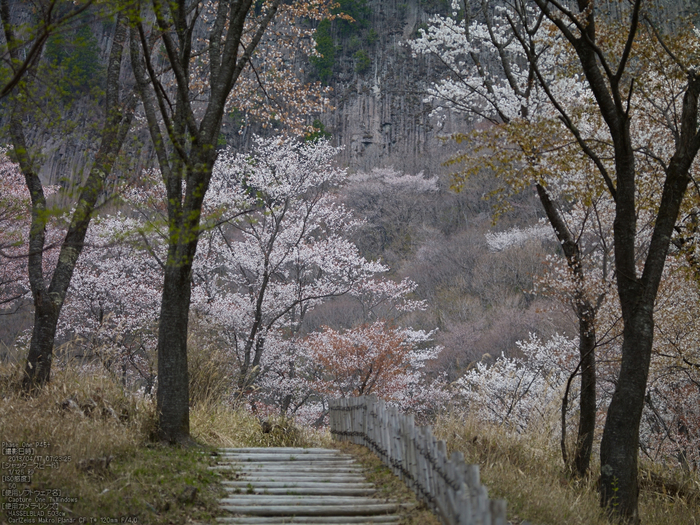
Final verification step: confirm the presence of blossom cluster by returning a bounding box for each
[3,138,447,421]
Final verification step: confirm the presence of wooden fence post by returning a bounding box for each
[328,396,506,525]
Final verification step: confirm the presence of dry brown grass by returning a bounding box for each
[0,361,154,472]
[7,354,695,525]
[0,360,329,524]
[188,338,234,407]
[433,410,700,525]
[190,395,332,449]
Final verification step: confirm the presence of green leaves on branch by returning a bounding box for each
[449,117,615,224]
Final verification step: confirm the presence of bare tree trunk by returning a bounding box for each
[599,310,653,520]
[536,183,597,476]
[598,76,699,519]
[1,9,135,390]
[575,308,597,476]
[560,306,598,478]
[23,296,60,385]
[156,262,194,441]
[129,0,282,442]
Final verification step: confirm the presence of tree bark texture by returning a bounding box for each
[1,7,134,390]
[575,308,596,476]
[130,0,282,442]
[156,262,193,441]
[599,310,653,521]
[536,183,597,476]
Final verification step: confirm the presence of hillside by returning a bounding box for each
[0,0,566,376]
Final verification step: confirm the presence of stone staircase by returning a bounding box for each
[212,447,409,524]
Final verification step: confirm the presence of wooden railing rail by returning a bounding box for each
[329,395,507,525]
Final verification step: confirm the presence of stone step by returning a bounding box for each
[218,471,368,482]
[216,516,401,524]
[223,454,354,462]
[220,495,384,506]
[216,447,407,524]
[219,448,341,454]
[222,481,374,489]
[219,503,405,516]
[224,456,357,467]
[232,466,364,474]
[224,487,377,496]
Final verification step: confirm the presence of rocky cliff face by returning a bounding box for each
[315,0,699,174]
[3,0,461,185]
[1,1,149,187]
[10,0,693,183]
[319,0,462,174]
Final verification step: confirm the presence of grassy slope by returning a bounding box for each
[334,441,441,525]
[433,412,700,525]
[0,365,330,524]
[2,363,698,525]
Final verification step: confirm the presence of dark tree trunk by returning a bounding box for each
[130,0,282,442]
[598,76,699,520]
[536,183,597,476]
[1,9,135,390]
[156,263,193,441]
[23,293,60,386]
[575,308,597,476]
[599,309,653,520]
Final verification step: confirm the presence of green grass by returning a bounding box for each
[60,444,225,523]
[335,441,441,525]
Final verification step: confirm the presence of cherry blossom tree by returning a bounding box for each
[308,321,445,406]
[2,8,137,389]
[456,333,578,432]
[82,136,437,419]
[129,0,337,443]
[190,137,398,395]
[0,151,61,313]
[247,321,446,426]
[238,273,439,424]
[57,214,162,393]
[457,258,700,469]
[410,1,603,477]
[491,13,700,519]
[413,2,700,518]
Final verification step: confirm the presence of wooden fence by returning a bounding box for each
[329,395,507,525]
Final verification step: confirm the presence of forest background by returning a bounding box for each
[1,0,700,524]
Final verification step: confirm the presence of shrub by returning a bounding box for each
[354,49,371,74]
[311,19,335,84]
